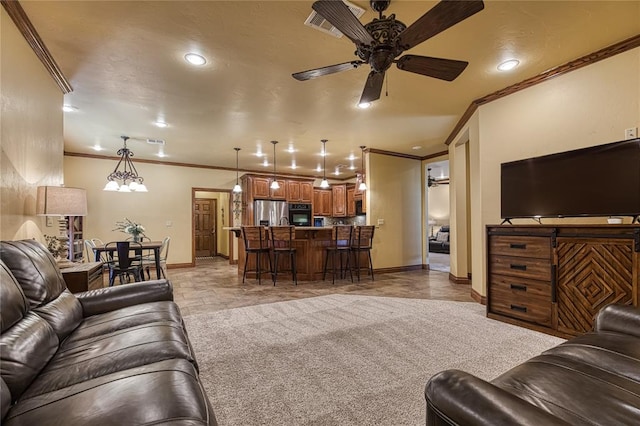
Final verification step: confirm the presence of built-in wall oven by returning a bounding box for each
[289,203,312,226]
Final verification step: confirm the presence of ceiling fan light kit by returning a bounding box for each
[103,136,148,192]
[293,0,485,105]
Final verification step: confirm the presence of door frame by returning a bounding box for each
[191,187,232,266]
[194,198,217,257]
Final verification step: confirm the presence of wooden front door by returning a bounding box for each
[194,198,217,257]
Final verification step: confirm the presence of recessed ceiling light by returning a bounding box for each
[357,102,371,109]
[154,120,168,128]
[156,152,167,158]
[184,53,206,66]
[412,146,422,150]
[347,154,356,161]
[62,104,77,112]
[263,159,269,167]
[497,59,520,71]
[92,145,103,151]
[316,165,322,172]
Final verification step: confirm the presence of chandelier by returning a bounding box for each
[103,136,148,192]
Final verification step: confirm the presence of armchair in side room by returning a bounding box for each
[428,225,450,254]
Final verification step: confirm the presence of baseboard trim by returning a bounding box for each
[448,273,470,284]
[374,264,423,274]
[422,264,429,270]
[217,254,229,260]
[471,288,486,305]
[167,263,193,269]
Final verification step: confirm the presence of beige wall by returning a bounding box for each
[0,10,64,241]
[368,152,422,269]
[64,156,237,264]
[450,47,640,297]
[194,190,230,257]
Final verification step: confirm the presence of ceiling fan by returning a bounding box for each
[292,0,484,105]
[428,168,449,187]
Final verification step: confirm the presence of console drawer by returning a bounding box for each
[490,255,551,281]
[489,274,551,300]
[490,286,552,326]
[489,235,551,259]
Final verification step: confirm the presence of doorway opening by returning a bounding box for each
[192,188,231,266]
[426,160,450,273]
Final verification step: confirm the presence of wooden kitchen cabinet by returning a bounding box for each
[287,180,313,203]
[313,189,332,216]
[332,184,346,217]
[347,187,355,217]
[251,176,271,199]
[270,178,286,200]
[299,181,313,203]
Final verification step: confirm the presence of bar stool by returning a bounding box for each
[269,226,297,286]
[242,226,272,285]
[323,225,353,284]
[352,225,375,281]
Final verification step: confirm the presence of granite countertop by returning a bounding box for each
[223,226,335,230]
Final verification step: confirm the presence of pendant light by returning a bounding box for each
[270,141,280,190]
[103,136,148,192]
[320,139,330,188]
[232,147,242,193]
[358,145,367,191]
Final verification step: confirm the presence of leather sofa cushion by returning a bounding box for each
[23,321,195,398]
[0,240,67,308]
[1,241,83,341]
[492,353,640,425]
[0,312,59,400]
[66,301,184,343]
[1,378,11,419]
[0,261,28,333]
[4,359,216,426]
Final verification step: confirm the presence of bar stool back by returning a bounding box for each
[269,226,297,286]
[352,225,375,281]
[242,226,272,285]
[323,225,354,284]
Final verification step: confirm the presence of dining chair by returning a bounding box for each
[104,241,144,286]
[142,236,170,280]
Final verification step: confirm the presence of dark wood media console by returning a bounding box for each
[487,225,640,338]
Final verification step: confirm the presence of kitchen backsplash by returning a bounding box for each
[325,216,366,226]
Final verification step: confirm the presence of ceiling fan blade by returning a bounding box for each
[312,0,374,45]
[292,61,363,81]
[396,55,468,81]
[397,0,484,51]
[359,71,385,104]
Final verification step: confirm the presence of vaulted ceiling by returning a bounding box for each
[21,1,640,178]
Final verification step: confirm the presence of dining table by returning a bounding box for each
[92,241,163,280]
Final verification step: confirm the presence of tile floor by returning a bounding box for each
[165,257,473,316]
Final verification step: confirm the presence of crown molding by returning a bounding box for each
[2,0,72,94]
[445,34,640,146]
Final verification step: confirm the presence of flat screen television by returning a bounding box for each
[501,138,640,220]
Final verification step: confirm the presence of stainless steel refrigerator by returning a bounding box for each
[254,200,289,226]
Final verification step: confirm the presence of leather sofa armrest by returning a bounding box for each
[595,304,640,338]
[425,370,570,426]
[76,280,174,317]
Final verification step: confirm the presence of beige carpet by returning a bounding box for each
[184,295,564,425]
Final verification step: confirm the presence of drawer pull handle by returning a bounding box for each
[510,305,527,313]
[510,243,527,249]
[510,284,527,292]
[510,264,527,271]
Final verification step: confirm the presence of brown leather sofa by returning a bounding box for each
[425,303,640,425]
[0,239,217,425]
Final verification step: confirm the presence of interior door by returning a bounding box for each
[194,198,217,257]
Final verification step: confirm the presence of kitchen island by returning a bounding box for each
[225,226,360,282]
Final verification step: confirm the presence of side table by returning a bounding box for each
[61,262,103,293]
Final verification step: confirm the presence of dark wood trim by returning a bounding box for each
[66,151,338,181]
[421,150,449,161]
[374,264,423,274]
[422,263,430,270]
[445,34,640,146]
[444,102,480,146]
[167,263,193,269]
[2,0,72,94]
[448,273,471,284]
[471,288,486,305]
[368,148,423,161]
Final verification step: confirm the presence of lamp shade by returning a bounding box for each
[36,186,87,216]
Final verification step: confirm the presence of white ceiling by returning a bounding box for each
[22,1,640,179]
